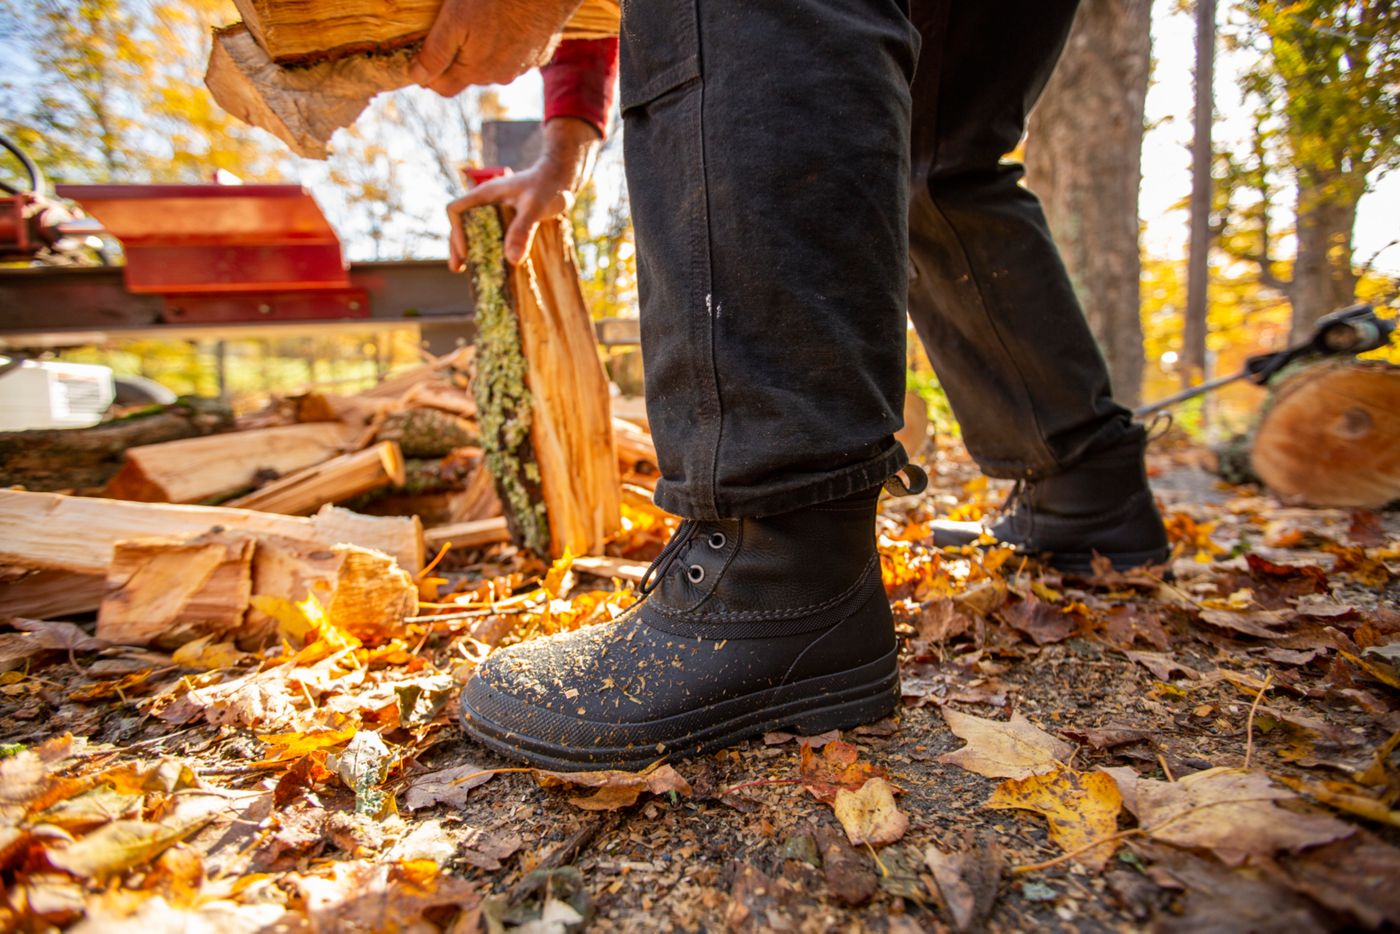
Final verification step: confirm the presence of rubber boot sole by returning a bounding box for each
[458,647,901,772]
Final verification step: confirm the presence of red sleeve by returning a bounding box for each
[540,37,619,138]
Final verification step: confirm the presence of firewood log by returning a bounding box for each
[104,422,357,504]
[462,208,620,557]
[1250,359,1400,509]
[0,490,424,575]
[225,441,406,515]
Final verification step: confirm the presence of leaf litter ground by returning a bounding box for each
[2,433,1399,932]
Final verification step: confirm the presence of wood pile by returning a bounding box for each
[0,214,656,652]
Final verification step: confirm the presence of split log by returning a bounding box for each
[0,569,107,619]
[423,516,511,552]
[1250,360,1400,509]
[206,24,415,160]
[464,208,620,558]
[0,490,424,575]
[232,0,618,64]
[207,2,618,158]
[355,455,502,526]
[375,408,477,458]
[0,398,233,494]
[613,416,659,490]
[247,536,417,645]
[105,421,358,504]
[97,532,255,649]
[226,441,406,514]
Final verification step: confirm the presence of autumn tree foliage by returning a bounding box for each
[1219,0,1400,342]
[0,0,284,183]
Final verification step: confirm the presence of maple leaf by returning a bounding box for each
[985,767,1123,870]
[937,710,1071,780]
[1000,594,1075,645]
[799,740,889,803]
[533,760,691,811]
[255,726,357,767]
[832,777,908,847]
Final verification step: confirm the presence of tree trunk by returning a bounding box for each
[1025,0,1155,408]
[1289,169,1361,344]
[1183,0,1216,391]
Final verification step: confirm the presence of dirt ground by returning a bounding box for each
[2,435,1398,932]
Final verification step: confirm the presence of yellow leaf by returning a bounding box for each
[255,726,358,767]
[833,777,908,847]
[542,550,576,599]
[47,819,204,881]
[937,710,1071,780]
[986,767,1123,870]
[171,637,247,671]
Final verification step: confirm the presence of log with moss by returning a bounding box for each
[461,207,621,557]
[0,398,233,493]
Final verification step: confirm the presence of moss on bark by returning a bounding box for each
[463,205,550,554]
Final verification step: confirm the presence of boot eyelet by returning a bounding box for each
[707,532,727,550]
[686,564,706,584]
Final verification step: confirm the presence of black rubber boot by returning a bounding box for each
[930,425,1170,573]
[458,487,898,770]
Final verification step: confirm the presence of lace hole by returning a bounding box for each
[686,564,705,584]
[707,532,727,550]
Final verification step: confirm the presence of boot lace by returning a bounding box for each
[1001,478,1035,542]
[638,519,699,595]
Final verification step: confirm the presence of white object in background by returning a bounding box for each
[0,358,115,430]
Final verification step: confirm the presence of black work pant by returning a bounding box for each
[622,0,1131,520]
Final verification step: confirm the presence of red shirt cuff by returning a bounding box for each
[541,37,618,138]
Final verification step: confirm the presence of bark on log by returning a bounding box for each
[1250,360,1400,509]
[0,399,234,494]
[375,408,477,457]
[105,422,358,504]
[224,441,406,515]
[0,490,424,575]
[247,536,417,646]
[464,208,620,558]
[98,532,255,649]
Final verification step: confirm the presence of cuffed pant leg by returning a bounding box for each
[906,0,1132,480]
[622,0,919,519]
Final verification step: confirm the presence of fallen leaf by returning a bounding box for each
[1100,606,1171,651]
[915,598,977,644]
[327,730,393,817]
[832,777,907,846]
[1135,767,1354,865]
[403,763,499,811]
[985,767,1123,870]
[763,728,840,748]
[1277,774,1400,829]
[534,760,691,811]
[1124,650,1200,681]
[171,636,247,671]
[924,834,1003,932]
[291,858,478,933]
[47,818,206,881]
[938,709,1071,780]
[875,844,930,904]
[255,726,357,766]
[1001,595,1075,645]
[1197,608,1291,640]
[814,824,877,907]
[1144,842,1332,933]
[458,827,523,871]
[394,675,456,726]
[1060,726,1151,751]
[798,740,889,802]
[1276,831,1400,930]
[9,619,108,653]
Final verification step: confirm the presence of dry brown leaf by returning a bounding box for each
[1001,595,1075,645]
[985,767,1123,870]
[403,762,499,811]
[799,740,889,802]
[291,858,478,932]
[832,777,908,847]
[924,834,1003,932]
[1197,608,1291,640]
[1136,767,1354,864]
[938,709,1071,780]
[534,761,691,811]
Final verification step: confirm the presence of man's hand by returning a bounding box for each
[411,0,582,96]
[447,117,601,270]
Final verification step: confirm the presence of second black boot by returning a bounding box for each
[930,425,1171,573]
[458,486,898,771]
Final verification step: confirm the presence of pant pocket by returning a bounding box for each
[619,0,701,111]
